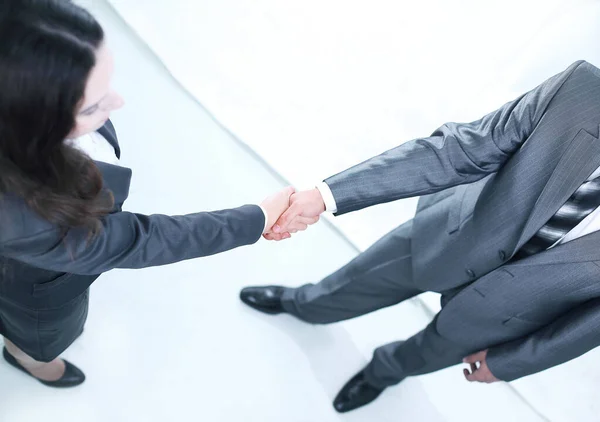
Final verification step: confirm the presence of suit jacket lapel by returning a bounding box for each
[97,119,121,159]
[512,127,600,256]
[512,229,600,266]
[94,161,132,209]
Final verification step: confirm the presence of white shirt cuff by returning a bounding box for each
[259,205,269,232]
[316,182,337,213]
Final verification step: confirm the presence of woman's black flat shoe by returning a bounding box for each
[2,346,85,388]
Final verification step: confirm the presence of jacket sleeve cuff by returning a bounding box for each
[258,205,269,233]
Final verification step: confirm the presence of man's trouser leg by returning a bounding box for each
[281,220,422,323]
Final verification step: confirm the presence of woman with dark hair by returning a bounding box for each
[0,0,316,387]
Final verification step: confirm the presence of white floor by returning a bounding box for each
[0,1,556,421]
[96,0,600,420]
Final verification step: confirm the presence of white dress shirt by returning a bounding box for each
[67,132,269,232]
[316,166,600,248]
[65,132,122,166]
[316,182,338,214]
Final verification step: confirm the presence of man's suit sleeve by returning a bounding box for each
[486,298,600,382]
[0,204,265,275]
[325,61,586,216]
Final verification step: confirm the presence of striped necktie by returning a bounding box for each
[514,176,600,260]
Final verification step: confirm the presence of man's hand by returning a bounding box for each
[260,186,295,235]
[462,350,500,383]
[264,188,325,241]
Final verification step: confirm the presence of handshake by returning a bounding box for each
[259,186,325,241]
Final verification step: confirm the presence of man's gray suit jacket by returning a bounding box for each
[325,60,600,382]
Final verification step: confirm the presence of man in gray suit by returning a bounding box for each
[240,60,600,412]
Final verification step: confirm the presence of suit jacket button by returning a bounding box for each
[498,250,506,261]
[466,269,475,278]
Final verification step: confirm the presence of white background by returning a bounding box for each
[100,1,600,419]
[103,0,600,420]
[1,0,598,420]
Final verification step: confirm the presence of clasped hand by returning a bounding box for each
[259,187,325,240]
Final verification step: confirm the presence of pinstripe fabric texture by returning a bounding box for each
[326,60,600,289]
[323,60,600,382]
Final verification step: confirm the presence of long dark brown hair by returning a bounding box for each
[0,0,113,235]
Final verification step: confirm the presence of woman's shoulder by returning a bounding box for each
[0,193,57,246]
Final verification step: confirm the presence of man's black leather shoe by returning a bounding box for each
[239,286,286,315]
[333,370,385,413]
